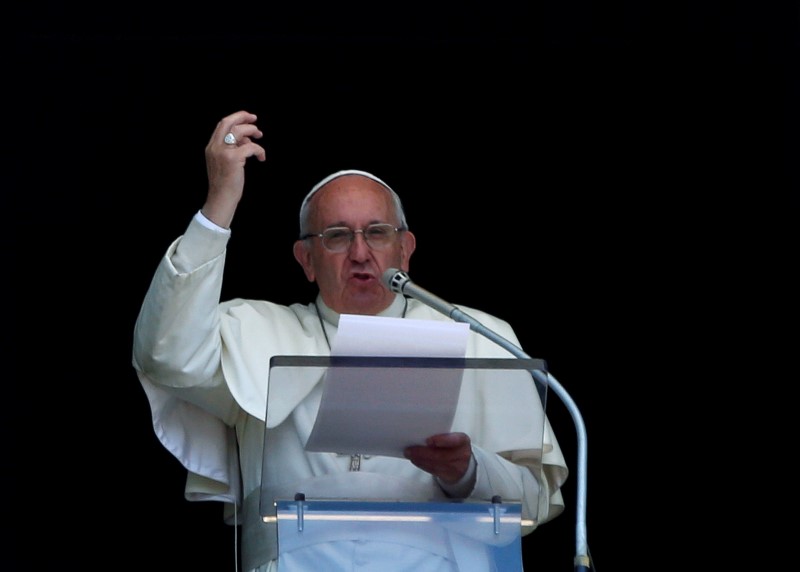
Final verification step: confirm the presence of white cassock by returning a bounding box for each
[132,215,568,571]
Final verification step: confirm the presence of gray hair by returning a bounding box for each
[298,169,409,237]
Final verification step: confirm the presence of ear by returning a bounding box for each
[293,240,316,282]
[399,230,417,271]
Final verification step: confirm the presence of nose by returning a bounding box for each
[347,231,371,259]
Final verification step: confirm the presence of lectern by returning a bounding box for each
[259,356,549,571]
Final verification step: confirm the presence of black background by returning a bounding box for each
[12,2,797,570]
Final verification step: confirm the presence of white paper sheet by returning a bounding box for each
[304,314,470,457]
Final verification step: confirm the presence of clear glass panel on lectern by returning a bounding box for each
[259,356,549,571]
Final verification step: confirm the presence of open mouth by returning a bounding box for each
[351,272,374,282]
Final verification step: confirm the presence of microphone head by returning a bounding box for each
[382,268,410,294]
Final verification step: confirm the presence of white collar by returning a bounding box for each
[314,293,407,327]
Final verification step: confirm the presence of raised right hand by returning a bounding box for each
[201,110,266,228]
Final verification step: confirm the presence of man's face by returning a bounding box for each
[293,175,416,315]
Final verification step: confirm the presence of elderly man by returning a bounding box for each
[132,110,568,571]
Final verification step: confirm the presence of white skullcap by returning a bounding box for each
[298,169,406,234]
[309,169,394,197]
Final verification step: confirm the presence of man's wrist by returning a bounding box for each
[437,453,477,498]
[195,210,231,234]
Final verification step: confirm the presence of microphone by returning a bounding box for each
[382,267,592,572]
[383,268,461,320]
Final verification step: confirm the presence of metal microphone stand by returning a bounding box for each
[384,269,591,571]
[450,308,591,572]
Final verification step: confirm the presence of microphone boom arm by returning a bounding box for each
[383,268,591,571]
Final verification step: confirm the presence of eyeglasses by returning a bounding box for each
[301,223,404,253]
